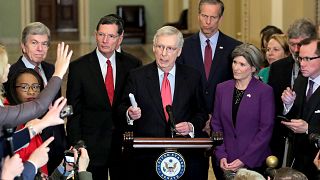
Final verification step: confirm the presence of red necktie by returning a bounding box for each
[34,65,40,75]
[161,73,172,121]
[204,39,212,80]
[105,60,114,105]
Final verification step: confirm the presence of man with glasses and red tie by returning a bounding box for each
[281,37,320,179]
[66,14,141,180]
[5,22,65,175]
[119,26,208,180]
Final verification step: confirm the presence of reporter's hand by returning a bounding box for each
[128,106,141,120]
[75,148,90,172]
[32,97,67,134]
[1,154,24,180]
[314,150,320,170]
[52,42,73,79]
[281,87,296,107]
[281,119,308,133]
[28,137,54,168]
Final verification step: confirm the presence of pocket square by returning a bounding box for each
[315,110,320,113]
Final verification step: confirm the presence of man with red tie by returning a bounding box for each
[176,1,241,179]
[119,26,208,180]
[66,15,141,180]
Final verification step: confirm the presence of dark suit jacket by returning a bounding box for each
[268,55,295,114]
[177,31,241,113]
[211,78,275,168]
[66,50,142,166]
[286,75,320,179]
[268,55,295,166]
[120,61,208,137]
[5,56,65,174]
[118,62,208,179]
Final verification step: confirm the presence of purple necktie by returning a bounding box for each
[204,39,212,80]
[306,80,314,101]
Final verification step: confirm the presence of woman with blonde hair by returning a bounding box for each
[258,34,290,83]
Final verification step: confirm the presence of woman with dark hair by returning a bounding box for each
[0,42,72,180]
[6,68,48,176]
[0,42,72,134]
[7,68,44,105]
[211,43,275,175]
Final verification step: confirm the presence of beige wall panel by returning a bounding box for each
[219,0,241,39]
[164,0,184,23]
[247,0,272,46]
[283,0,315,32]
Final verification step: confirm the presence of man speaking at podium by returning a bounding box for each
[119,26,209,180]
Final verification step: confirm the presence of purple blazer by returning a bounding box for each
[211,78,275,168]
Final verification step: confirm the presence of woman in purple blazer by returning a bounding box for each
[211,44,275,174]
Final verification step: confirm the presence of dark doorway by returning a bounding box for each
[35,0,79,41]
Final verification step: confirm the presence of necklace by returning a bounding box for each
[234,88,245,104]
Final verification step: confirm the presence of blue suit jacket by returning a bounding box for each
[177,31,241,113]
[22,161,36,180]
[211,78,275,168]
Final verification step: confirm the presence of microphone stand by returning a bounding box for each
[166,105,176,138]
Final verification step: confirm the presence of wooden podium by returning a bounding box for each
[122,132,223,179]
[123,131,223,150]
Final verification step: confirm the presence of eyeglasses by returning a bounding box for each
[199,13,220,21]
[16,83,41,92]
[297,56,320,62]
[96,32,119,40]
[154,44,178,54]
[29,40,49,49]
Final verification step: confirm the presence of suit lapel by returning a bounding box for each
[87,51,109,103]
[304,80,320,121]
[235,78,257,129]
[192,35,206,77]
[172,64,186,114]
[146,62,166,119]
[41,62,52,81]
[114,53,124,103]
[224,80,236,131]
[209,32,226,81]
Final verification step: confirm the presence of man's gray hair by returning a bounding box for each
[232,43,263,75]
[287,18,317,39]
[153,26,184,48]
[21,22,51,45]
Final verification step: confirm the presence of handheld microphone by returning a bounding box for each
[166,105,176,137]
[3,125,15,157]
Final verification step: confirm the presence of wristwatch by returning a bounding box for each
[28,126,37,137]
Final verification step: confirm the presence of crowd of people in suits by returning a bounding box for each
[1,0,320,179]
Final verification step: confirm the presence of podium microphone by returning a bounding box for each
[166,105,176,138]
